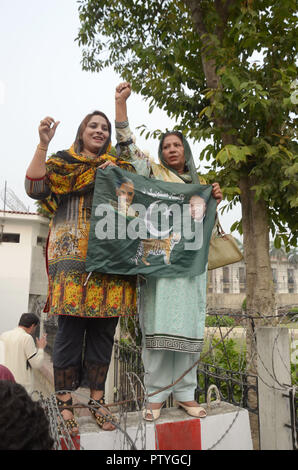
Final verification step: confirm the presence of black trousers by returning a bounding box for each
[53,315,118,392]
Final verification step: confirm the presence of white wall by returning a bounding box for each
[0,212,49,333]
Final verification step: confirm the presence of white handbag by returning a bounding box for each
[208,221,243,270]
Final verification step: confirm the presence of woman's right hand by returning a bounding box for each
[38,116,60,147]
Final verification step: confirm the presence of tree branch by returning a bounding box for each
[183,0,218,89]
[183,0,235,144]
[214,0,233,40]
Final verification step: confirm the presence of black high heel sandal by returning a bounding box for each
[88,396,116,430]
[56,396,79,436]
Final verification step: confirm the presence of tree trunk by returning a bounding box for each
[239,175,276,449]
[239,175,276,356]
[185,0,277,448]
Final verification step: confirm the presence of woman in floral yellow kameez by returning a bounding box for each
[25,111,137,435]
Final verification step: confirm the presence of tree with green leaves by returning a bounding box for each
[77,0,297,305]
[77,0,297,443]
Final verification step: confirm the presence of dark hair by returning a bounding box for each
[115,176,134,189]
[18,313,39,328]
[74,110,112,155]
[0,382,54,450]
[160,131,184,150]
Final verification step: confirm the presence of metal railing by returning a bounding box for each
[113,341,145,411]
[113,340,258,415]
[196,362,259,415]
[284,387,298,450]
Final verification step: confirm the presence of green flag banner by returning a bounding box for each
[86,167,217,277]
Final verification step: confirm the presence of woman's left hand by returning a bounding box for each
[115,82,131,102]
[98,160,117,170]
[211,182,223,205]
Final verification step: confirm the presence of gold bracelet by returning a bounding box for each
[38,144,48,152]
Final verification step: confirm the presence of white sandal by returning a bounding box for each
[176,401,207,418]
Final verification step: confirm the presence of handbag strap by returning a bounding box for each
[216,219,225,236]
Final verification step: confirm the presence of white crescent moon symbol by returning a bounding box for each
[144,200,172,238]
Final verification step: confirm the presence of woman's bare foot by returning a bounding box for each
[143,402,164,421]
[179,400,199,407]
[176,400,207,418]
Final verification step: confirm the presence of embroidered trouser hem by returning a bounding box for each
[53,315,118,392]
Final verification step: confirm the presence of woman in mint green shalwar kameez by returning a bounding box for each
[115,82,223,420]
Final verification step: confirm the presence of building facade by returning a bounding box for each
[207,257,298,311]
[0,211,49,333]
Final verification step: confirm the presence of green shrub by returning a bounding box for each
[202,338,246,372]
[205,315,236,328]
[287,307,298,321]
[197,338,247,403]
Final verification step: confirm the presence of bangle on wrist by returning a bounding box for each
[115,120,129,129]
[38,144,48,152]
[119,138,133,147]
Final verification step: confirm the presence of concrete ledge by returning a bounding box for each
[33,355,253,450]
[78,403,253,451]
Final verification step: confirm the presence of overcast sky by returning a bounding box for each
[0,0,241,231]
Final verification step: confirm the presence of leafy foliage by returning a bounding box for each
[197,338,247,404]
[202,337,246,372]
[77,0,298,249]
[205,315,236,328]
[35,200,51,219]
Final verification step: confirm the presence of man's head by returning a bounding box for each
[116,177,135,207]
[18,313,39,334]
[189,195,207,222]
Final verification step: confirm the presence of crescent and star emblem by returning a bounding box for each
[143,200,173,238]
